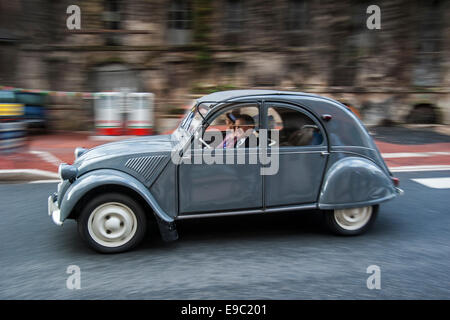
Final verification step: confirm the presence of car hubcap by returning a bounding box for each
[334,206,372,231]
[88,202,137,247]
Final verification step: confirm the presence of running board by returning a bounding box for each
[176,203,318,220]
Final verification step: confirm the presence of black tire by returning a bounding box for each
[77,193,147,253]
[324,205,378,236]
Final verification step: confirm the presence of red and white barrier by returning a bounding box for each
[126,93,154,136]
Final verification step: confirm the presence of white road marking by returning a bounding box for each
[28,180,61,184]
[29,150,63,167]
[390,165,450,172]
[412,178,450,189]
[382,151,450,158]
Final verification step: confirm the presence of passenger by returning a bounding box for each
[235,114,258,148]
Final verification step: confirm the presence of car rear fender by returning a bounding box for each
[318,157,397,210]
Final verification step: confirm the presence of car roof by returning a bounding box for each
[197,89,321,103]
[196,90,380,153]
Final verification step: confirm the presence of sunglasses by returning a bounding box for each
[235,124,255,129]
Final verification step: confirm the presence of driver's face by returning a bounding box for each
[225,118,235,129]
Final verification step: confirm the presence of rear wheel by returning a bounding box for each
[78,193,147,253]
[324,205,378,236]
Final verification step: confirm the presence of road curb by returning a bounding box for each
[0,169,59,182]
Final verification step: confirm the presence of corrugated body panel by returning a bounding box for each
[125,155,167,181]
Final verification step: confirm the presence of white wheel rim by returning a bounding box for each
[334,206,372,231]
[87,202,137,248]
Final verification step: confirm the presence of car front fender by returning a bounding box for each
[59,169,174,224]
[318,157,397,210]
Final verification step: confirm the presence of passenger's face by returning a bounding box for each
[235,119,253,135]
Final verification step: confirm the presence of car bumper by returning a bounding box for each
[395,187,404,195]
[48,193,63,226]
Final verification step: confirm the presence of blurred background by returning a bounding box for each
[1,1,450,300]
[0,0,449,135]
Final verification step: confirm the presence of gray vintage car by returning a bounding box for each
[48,90,403,253]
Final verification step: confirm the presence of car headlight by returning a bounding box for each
[57,181,63,194]
[58,163,78,181]
[74,147,87,159]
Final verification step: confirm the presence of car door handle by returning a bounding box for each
[321,151,330,156]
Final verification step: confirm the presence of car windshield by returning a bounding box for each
[172,102,211,144]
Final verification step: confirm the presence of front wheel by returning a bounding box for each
[78,193,147,253]
[324,205,378,236]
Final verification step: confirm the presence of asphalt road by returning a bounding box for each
[0,171,449,299]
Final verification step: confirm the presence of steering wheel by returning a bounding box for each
[194,130,212,149]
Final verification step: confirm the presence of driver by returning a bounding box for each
[219,111,238,149]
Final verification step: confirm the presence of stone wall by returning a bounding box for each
[0,0,449,131]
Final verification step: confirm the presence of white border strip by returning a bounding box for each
[0,169,59,181]
[390,165,450,172]
[382,151,450,158]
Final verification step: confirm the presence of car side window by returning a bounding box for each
[204,104,259,148]
[267,106,324,147]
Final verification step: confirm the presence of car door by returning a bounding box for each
[178,102,263,214]
[263,102,328,207]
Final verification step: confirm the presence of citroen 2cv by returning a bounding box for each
[48,90,403,253]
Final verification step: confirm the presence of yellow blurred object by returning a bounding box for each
[0,103,24,116]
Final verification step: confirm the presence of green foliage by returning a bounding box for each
[192,83,237,94]
[193,0,213,69]
[167,105,186,115]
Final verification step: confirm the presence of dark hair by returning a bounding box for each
[236,114,254,126]
[226,112,236,123]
